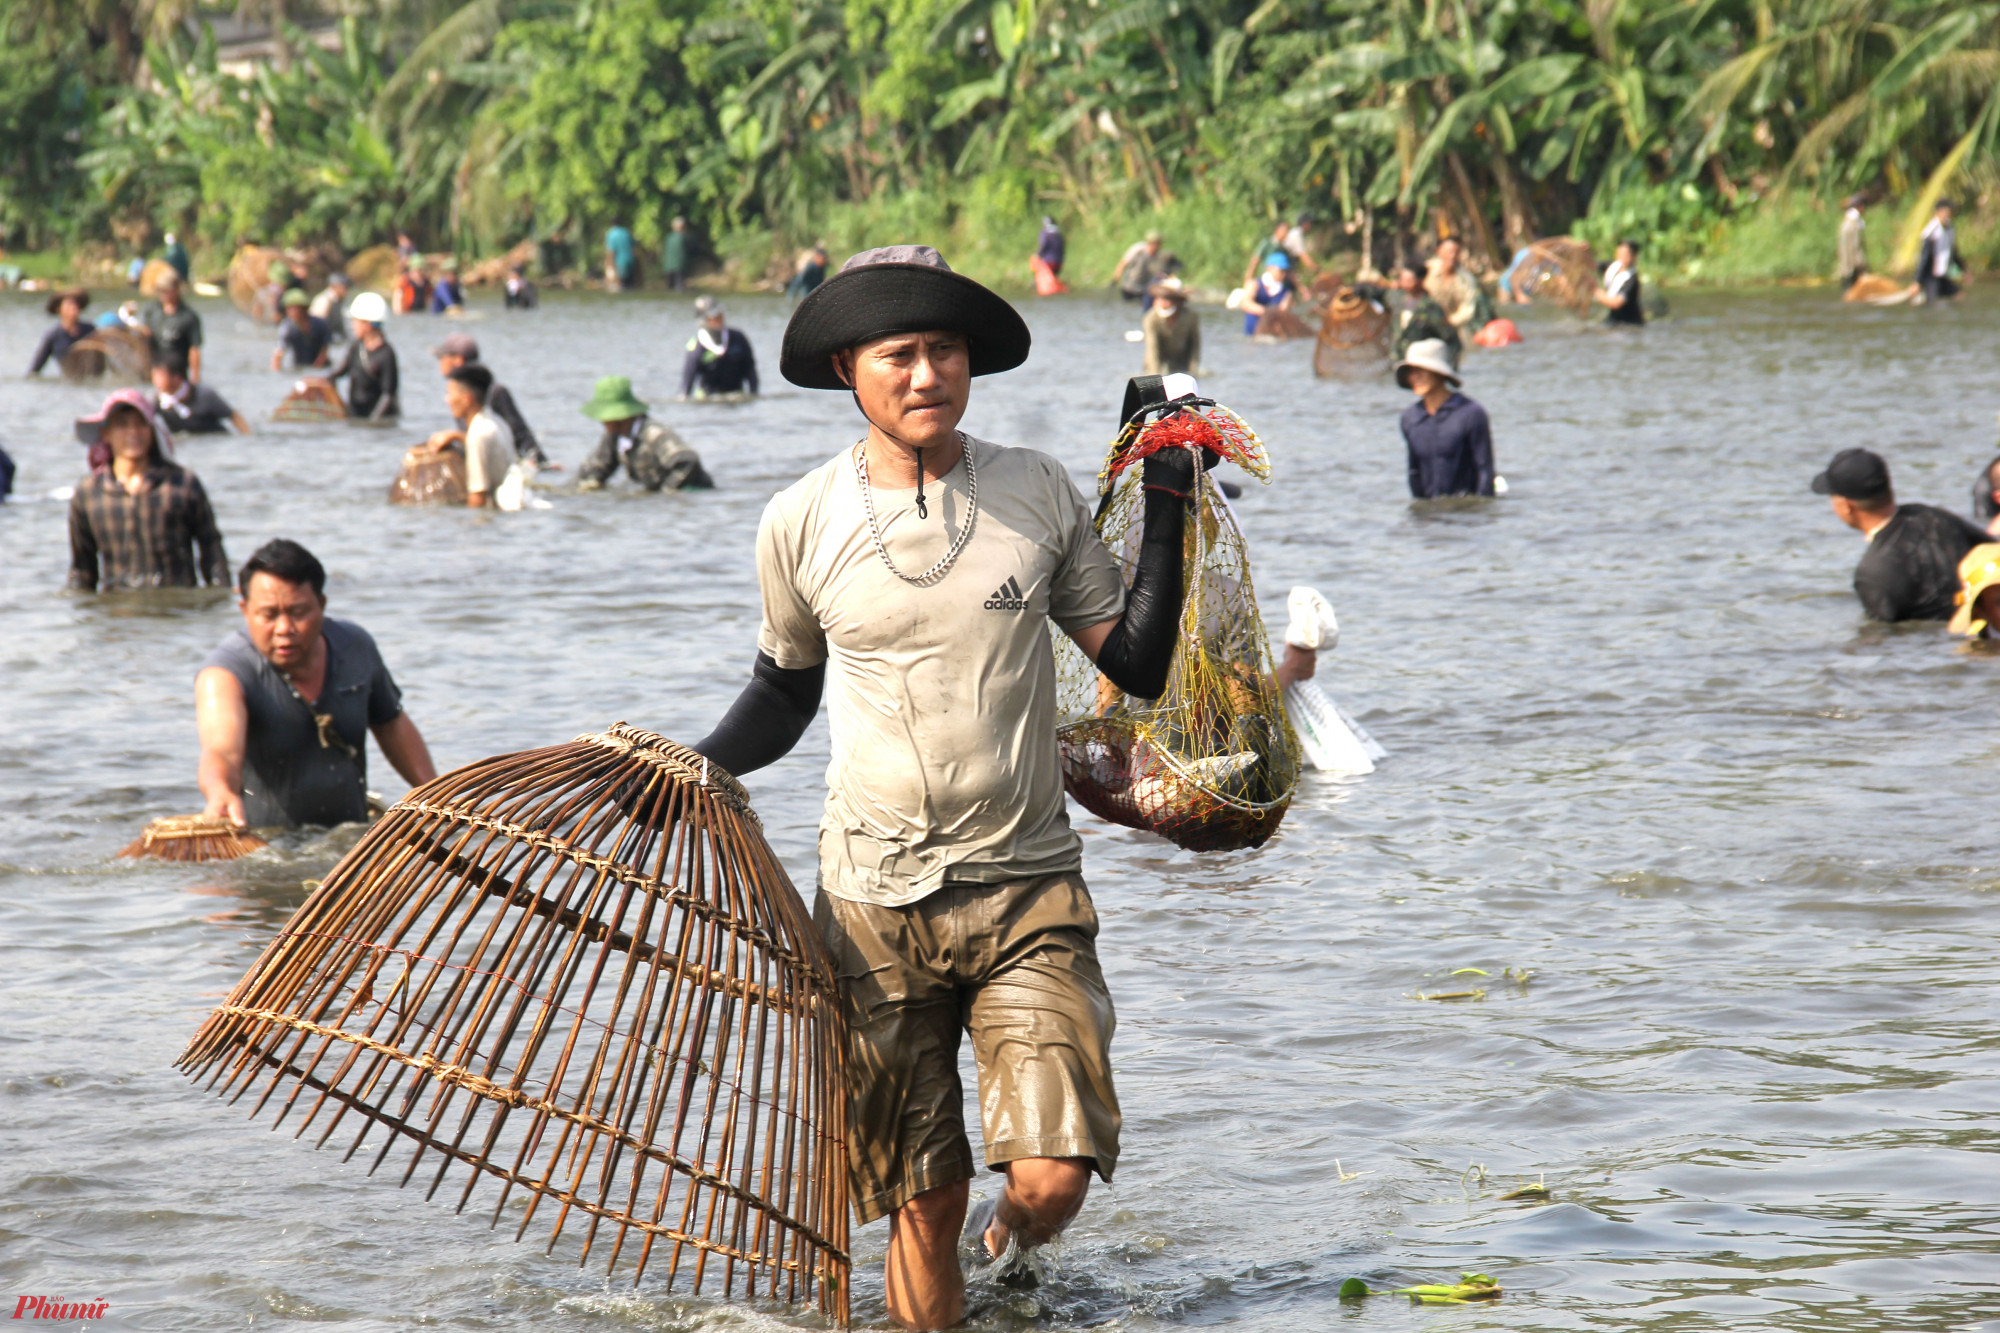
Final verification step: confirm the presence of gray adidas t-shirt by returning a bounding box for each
[757,435,1125,906]
[201,618,404,827]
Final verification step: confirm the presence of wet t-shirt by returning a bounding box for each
[1853,503,1990,622]
[201,618,404,827]
[756,436,1126,906]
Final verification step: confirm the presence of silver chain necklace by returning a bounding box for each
[855,434,978,587]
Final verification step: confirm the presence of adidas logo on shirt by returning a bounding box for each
[984,576,1028,611]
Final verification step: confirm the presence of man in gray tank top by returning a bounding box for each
[196,539,437,827]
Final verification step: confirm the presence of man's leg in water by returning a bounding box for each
[984,1156,1093,1255]
[883,1157,1092,1327]
[886,1178,970,1330]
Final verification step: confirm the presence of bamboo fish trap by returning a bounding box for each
[177,724,851,1322]
[61,327,153,383]
[388,446,467,506]
[273,380,349,424]
[1313,288,1392,376]
[1513,238,1598,316]
[121,814,268,862]
[1056,394,1301,852]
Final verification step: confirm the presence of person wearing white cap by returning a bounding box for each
[323,291,399,420]
[1395,337,1494,499]
[678,295,759,398]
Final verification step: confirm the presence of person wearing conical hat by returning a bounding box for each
[576,376,711,491]
[28,287,94,376]
[687,245,1197,1330]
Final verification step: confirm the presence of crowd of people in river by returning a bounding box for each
[5,212,1992,1332]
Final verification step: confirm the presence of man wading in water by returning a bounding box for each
[689,246,1194,1330]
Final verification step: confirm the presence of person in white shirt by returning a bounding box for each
[1837,194,1868,288]
[1595,238,1645,325]
[1916,200,1960,303]
[308,273,349,343]
[424,363,514,508]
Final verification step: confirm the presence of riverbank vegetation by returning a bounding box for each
[9,0,1999,288]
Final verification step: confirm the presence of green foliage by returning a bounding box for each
[0,0,111,248]
[20,0,2000,286]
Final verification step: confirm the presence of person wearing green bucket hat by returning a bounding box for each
[687,243,1201,1329]
[575,375,711,491]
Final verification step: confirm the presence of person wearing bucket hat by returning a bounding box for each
[1813,447,1987,621]
[271,288,333,371]
[1140,276,1200,375]
[68,388,227,592]
[678,296,759,399]
[28,287,94,376]
[576,376,711,491]
[323,291,400,420]
[1114,228,1175,300]
[1949,543,2000,639]
[694,244,1199,1329]
[1397,337,1495,499]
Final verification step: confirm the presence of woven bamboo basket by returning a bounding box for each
[177,724,851,1321]
[345,244,402,296]
[1313,289,1391,376]
[1513,238,1598,317]
[273,381,349,423]
[121,814,268,862]
[388,446,467,506]
[61,327,153,383]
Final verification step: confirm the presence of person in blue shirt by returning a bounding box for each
[1241,252,1295,335]
[604,224,636,291]
[271,290,333,370]
[429,259,464,313]
[1396,338,1494,499]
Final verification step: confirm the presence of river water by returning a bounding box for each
[3,285,1997,1332]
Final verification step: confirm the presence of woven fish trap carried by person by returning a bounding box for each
[177,724,851,1322]
[227,245,284,319]
[1515,238,1597,316]
[1055,400,1301,852]
[61,327,153,383]
[388,446,467,506]
[1313,289,1391,376]
[274,380,349,424]
[120,814,268,862]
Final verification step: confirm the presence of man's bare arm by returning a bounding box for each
[195,666,251,826]
[371,711,438,790]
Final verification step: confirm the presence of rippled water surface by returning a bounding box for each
[4,286,1998,1332]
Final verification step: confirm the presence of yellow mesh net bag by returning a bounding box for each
[1055,393,1301,852]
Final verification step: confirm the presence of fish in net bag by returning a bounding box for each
[1055,376,1301,852]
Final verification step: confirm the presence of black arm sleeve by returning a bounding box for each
[1094,449,1193,699]
[689,651,825,777]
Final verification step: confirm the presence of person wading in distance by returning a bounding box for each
[688,245,1198,1330]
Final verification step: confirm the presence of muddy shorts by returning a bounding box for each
[813,872,1120,1224]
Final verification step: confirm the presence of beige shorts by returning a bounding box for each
[814,872,1121,1224]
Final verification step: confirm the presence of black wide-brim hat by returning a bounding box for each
[780,245,1031,390]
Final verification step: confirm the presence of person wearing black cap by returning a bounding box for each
[687,244,1195,1330]
[1813,447,1989,622]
